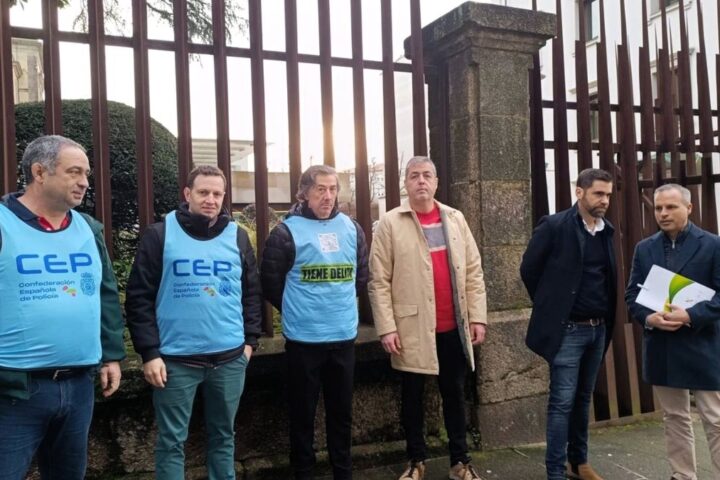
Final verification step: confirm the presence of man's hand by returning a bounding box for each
[663,304,691,326]
[646,311,683,331]
[244,344,253,361]
[143,358,167,388]
[380,332,402,355]
[470,323,487,345]
[99,361,122,397]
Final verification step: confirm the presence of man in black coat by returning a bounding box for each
[260,165,368,480]
[521,168,616,480]
[625,183,720,480]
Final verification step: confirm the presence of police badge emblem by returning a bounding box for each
[218,280,232,297]
[80,272,96,296]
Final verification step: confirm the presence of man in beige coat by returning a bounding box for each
[368,156,487,480]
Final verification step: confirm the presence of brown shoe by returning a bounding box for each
[449,461,484,480]
[399,460,425,480]
[566,463,604,480]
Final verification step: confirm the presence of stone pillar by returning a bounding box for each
[407,3,555,448]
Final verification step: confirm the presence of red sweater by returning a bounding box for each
[416,206,456,333]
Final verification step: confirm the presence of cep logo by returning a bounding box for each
[16,253,93,274]
[172,259,232,277]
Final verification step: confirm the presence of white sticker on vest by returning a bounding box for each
[318,233,340,252]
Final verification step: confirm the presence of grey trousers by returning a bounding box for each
[654,385,720,480]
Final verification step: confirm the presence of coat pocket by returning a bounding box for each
[393,304,420,351]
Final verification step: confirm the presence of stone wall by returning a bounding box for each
[79,327,446,478]
[412,3,556,449]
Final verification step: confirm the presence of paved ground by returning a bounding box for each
[106,417,714,479]
[320,418,715,480]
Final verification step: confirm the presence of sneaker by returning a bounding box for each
[398,460,425,480]
[566,462,604,480]
[449,461,483,480]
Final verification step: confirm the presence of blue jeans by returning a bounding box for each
[0,370,95,480]
[154,354,249,480]
[546,322,606,480]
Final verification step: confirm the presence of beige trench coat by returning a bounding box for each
[368,200,487,374]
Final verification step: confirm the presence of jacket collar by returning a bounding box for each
[2,191,74,226]
[1,192,39,223]
[174,202,231,239]
[649,222,703,272]
[567,203,615,234]
[566,203,616,279]
[399,199,453,215]
[286,201,339,221]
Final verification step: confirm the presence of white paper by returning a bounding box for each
[635,264,716,312]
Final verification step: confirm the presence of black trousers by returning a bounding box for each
[286,339,355,480]
[401,328,471,466]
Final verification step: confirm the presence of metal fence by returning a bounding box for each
[530,0,720,422]
[0,0,429,334]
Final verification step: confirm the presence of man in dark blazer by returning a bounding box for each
[625,183,720,480]
[521,168,616,480]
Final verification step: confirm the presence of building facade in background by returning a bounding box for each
[11,38,43,104]
[542,0,718,212]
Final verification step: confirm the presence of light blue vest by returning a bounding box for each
[282,213,358,342]
[156,211,244,355]
[0,205,102,369]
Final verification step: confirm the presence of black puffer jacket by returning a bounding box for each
[260,202,368,311]
[125,203,263,363]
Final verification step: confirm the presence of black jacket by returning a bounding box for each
[125,204,263,363]
[260,202,369,311]
[520,204,617,362]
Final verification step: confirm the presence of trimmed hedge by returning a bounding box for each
[14,99,179,259]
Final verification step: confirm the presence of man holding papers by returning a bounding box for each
[625,183,720,480]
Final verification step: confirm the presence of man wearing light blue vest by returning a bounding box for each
[261,165,368,480]
[0,135,125,480]
[125,165,262,479]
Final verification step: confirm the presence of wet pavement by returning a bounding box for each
[320,418,714,480]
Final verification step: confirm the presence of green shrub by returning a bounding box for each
[14,99,179,261]
[234,206,284,333]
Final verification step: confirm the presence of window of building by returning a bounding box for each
[579,0,600,42]
[651,65,680,111]
[651,64,681,144]
[589,92,599,142]
[651,0,680,14]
